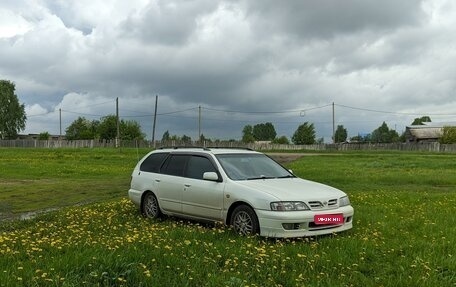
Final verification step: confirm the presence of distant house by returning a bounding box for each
[405,122,456,142]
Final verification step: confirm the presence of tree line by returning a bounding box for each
[64,115,145,141]
[242,116,456,144]
[241,122,320,144]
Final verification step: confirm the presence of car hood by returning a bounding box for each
[235,177,346,201]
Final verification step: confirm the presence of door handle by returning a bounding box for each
[155,179,161,182]
[184,184,191,187]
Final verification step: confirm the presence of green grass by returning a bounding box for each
[0,149,456,286]
[0,148,150,215]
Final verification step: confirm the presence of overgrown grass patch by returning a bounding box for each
[1,195,454,286]
[0,148,150,215]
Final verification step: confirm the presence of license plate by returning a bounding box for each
[314,214,344,225]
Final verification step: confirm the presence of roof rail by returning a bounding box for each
[206,146,254,151]
[158,146,254,151]
[158,146,211,151]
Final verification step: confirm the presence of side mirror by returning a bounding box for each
[203,172,220,182]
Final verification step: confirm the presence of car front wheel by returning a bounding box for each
[230,205,259,236]
[142,192,161,219]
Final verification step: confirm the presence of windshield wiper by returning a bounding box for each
[246,175,275,180]
[276,174,296,178]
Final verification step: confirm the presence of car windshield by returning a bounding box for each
[216,153,294,180]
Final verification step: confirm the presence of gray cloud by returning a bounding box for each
[245,0,426,40]
[121,0,219,45]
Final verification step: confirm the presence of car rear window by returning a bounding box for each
[140,153,168,173]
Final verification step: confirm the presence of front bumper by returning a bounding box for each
[256,205,354,238]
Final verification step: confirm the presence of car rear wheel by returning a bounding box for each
[142,192,161,219]
[230,205,259,236]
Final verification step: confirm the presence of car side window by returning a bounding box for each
[185,155,217,180]
[140,153,169,173]
[161,154,190,177]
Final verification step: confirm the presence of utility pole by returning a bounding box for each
[198,105,201,142]
[116,97,119,148]
[332,102,335,144]
[152,95,158,148]
[59,108,62,139]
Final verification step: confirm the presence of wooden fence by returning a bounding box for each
[1,139,456,153]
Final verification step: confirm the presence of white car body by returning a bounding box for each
[128,148,354,238]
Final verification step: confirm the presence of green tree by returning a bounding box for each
[371,122,399,143]
[170,135,180,141]
[411,116,431,125]
[292,122,316,145]
[121,120,145,140]
[199,133,211,143]
[252,122,277,141]
[334,125,347,143]
[0,80,27,139]
[272,135,290,144]
[162,130,170,141]
[440,126,456,144]
[181,134,191,143]
[97,115,144,140]
[98,115,117,140]
[399,131,407,142]
[66,115,143,141]
[65,117,97,140]
[38,131,50,140]
[242,125,255,143]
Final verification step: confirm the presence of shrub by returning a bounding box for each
[440,126,456,144]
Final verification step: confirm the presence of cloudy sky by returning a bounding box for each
[1,0,456,141]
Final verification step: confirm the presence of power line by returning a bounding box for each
[119,106,199,117]
[202,103,332,114]
[65,100,115,111]
[27,110,57,117]
[335,103,456,116]
[60,110,105,117]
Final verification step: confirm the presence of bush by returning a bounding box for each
[272,136,290,144]
[440,126,456,144]
[38,131,50,140]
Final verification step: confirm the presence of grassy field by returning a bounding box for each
[0,148,148,217]
[0,148,455,286]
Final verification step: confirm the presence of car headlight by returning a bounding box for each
[270,201,310,211]
[339,196,351,207]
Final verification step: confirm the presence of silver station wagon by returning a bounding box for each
[128,147,354,238]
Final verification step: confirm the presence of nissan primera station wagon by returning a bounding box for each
[128,148,354,238]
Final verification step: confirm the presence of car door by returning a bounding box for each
[157,154,190,214]
[181,155,225,220]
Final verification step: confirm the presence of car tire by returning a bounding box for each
[230,205,260,236]
[142,192,162,219]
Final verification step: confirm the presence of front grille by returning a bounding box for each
[308,201,323,209]
[307,199,338,210]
